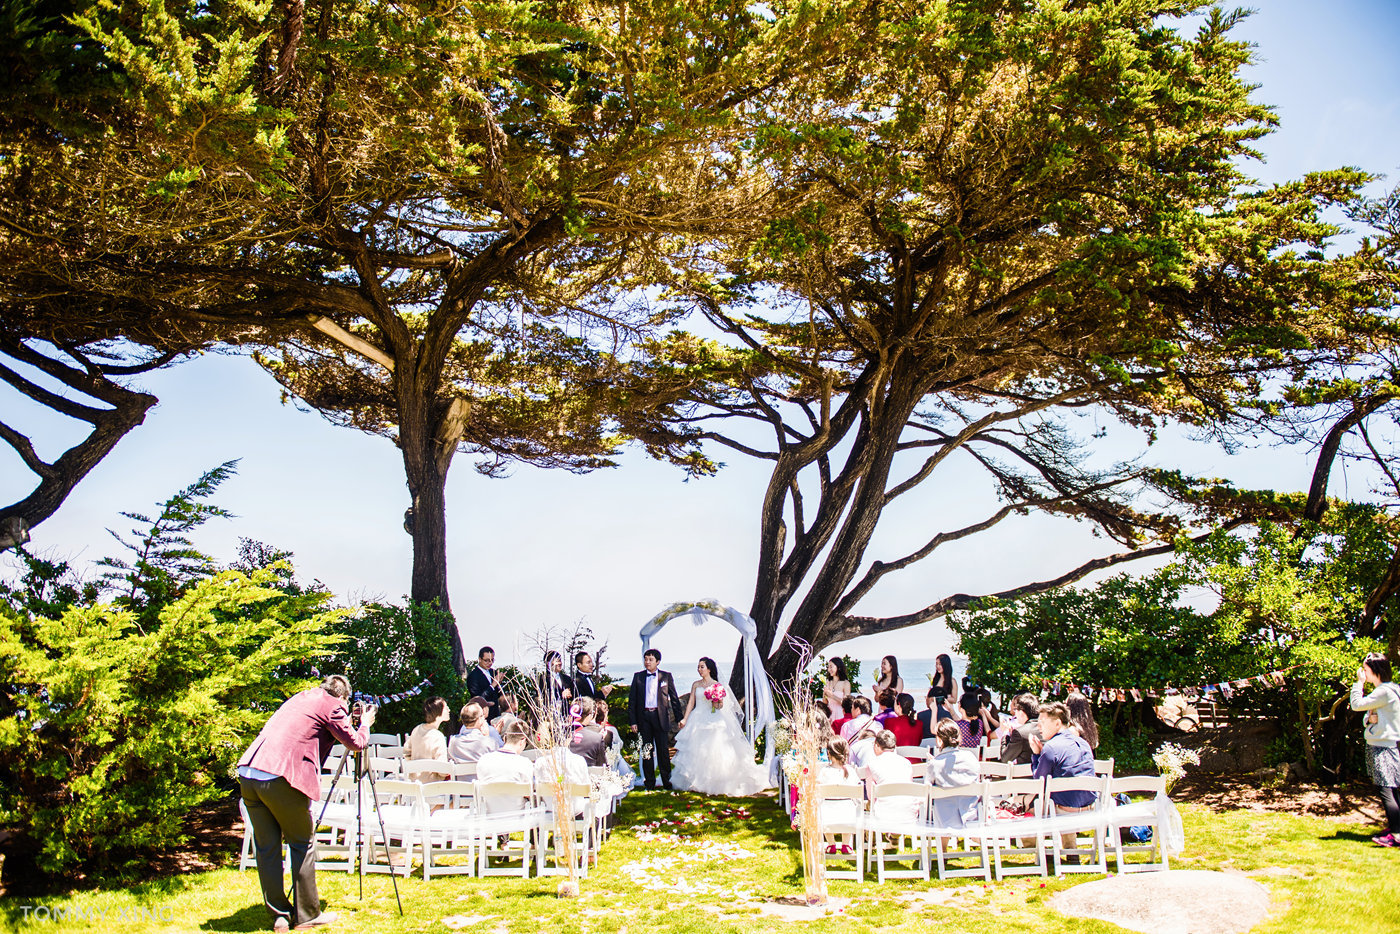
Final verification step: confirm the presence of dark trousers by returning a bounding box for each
[637,708,672,787]
[1380,784,1400,835]
[240,775,319,927]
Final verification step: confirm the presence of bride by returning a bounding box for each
[671,657,770,796]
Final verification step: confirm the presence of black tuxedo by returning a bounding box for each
[466,665,502,720]
[628,668,684,788]
[572,670,607,700]
[539,669,575,721]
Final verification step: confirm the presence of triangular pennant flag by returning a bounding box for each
[1219,683,1234,700]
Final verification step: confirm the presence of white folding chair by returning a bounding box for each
[368,732,403,755]
[1093,757,1115,777]
[1043,775,1110,875]
[815,783,866,880]
[313,772,360,872]
[927,781,991,881]
[402,758,453,783]
[896,746,930,762]
[539,782,596,878]
[420,780,480,880]
[977,761,1012,780]
[1106,774,1171,872]
[450,761,479,782]
[237,799,288,871]
[472,779,542,877]
[865,782,931,882]
[360,779,422,877]
[979,777,1049,880]
[1008,762,1034,779]
[365,756,402,781]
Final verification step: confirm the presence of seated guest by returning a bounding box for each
[954,692,993,748]
[831,695,856,737]
[405,696,452,781]
[917,689,940,740]
[926,719,979,829]
[492,693,522,738]
[873,689,899,727]
[533,743,591,816]
[1065,691,1100,751]
[568,696,610,767]
[839,696,874,743]
[448,699,497,763]
[595,701,637,788]
[865,730,918,822]
[847,717,880,774]
[888,693,923,758]
[817,737,861,853]
[999,693,1042,766]
[1031,700,1098,859]
[476,721,534,813]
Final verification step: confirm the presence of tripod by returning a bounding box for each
[313,733,405,916]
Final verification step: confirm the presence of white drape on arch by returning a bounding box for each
[639,600,775,765]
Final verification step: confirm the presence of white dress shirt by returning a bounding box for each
[644,671,659,709]
[475,750,534,814]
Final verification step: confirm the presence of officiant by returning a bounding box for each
[465,646,504,721]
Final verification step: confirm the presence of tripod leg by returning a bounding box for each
[361,761,405,916]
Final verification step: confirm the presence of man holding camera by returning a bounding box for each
[237,675,374,932]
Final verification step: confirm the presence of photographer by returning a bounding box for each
[236,675,374,932]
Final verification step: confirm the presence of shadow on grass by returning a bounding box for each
[198,903,267,932]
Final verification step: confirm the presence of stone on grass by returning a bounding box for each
[1051,870,1269,934]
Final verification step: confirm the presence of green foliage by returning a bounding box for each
[0,567,343,879]
[96,460,239,632]
[952,504,1397,775]
[949,562,1239,697]
[320,601,466,738]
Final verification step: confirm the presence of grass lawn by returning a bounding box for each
[4,789,1400,934]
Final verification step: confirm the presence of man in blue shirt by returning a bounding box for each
[1030,700,1097,861]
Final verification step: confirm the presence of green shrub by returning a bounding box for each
[0,568,343,879]
[320,601,466,738]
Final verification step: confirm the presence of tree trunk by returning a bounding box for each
[397,378,468,675]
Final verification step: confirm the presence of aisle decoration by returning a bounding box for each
[622,803,757,896]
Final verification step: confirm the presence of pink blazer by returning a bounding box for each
[238,688,370,800]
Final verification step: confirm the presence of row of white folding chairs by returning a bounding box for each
[239,774,602,880]
[896,745,1113,773]
[817,773,1169,883]
[324,746,548,779]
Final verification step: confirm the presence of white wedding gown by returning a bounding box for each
[671,683,770,796]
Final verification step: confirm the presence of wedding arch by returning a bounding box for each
[639,600,776,763]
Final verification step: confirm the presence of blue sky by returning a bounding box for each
[3,1,1398,674]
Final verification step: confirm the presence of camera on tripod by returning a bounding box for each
[349,697,376,728]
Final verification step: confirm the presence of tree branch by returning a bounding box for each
[827,519,1248,642]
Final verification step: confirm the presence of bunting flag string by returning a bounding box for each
[1039,665,1301,703]
[351,678,432,707]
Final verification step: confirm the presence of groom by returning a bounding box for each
[628,649,685,790]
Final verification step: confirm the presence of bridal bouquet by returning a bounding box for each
[703,683,727,712]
